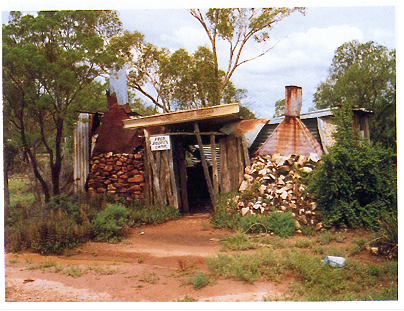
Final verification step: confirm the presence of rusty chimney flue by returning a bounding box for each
[284,86,302,118]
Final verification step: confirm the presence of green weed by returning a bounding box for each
[294,238,313,248]
[318,231,333,245]
[64,265,83,278]
[222,232,255,251]
[138,272,159,284]
[186,272,211,290]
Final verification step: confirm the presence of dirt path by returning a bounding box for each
[4,214,289,302]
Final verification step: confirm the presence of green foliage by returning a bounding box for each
[127,43,246,111]
[3,10,126,202]
[186,272,211,290]
[211,192,241,229]
[212,192,295,237]
[129,205,181,226]
[313,40,396,149]
[306,101,397,230]
[91,203,129,242]
[373,214,398,259]
[317,231,333,245]
[222,232,255,251]
[273,98,285,117]
[237,212,296,237]
[207,249,285,284]
[5,207,91,255]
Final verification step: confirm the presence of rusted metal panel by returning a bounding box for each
[74,113,91,194]
[256,117,323,157]
[256,85,323,158]
[220,118,269,147]
[93,92,143,154]
[285,86,302,117]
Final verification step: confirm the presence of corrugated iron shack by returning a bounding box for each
[74,95,250,212]
[249,86,372,156]
[122,103,249,212]
[73,85,372,213]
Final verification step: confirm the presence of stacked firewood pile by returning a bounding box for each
[87,149,145,201]
[236,153,323,231]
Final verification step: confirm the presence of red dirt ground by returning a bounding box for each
[3,213,391,303]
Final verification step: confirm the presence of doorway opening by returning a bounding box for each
[183,145,214,214]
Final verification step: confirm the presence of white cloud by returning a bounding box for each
[162,26,209,52]
[225,25,365,117]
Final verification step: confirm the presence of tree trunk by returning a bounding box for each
[51,117,64,196]
[4,160,10,221]
[20,127,51,203]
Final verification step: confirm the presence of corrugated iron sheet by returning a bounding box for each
[256,117,323,157]
[74,113,91,193]
[220,118,269,147]
[317,116,337,153]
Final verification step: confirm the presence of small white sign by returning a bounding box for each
[150,135,171,151]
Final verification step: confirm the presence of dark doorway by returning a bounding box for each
[186,163,213,213]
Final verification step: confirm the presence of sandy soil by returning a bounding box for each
[3,213,387,303]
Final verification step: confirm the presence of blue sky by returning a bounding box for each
[1,1,398,118]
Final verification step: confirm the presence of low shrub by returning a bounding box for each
[237,212,296,238]
[305,104,397,230]
[318,231,333,245]
[212,192,296,237]
[131,205,181,226]
[222,232,255,251]
[5,208,91,255]
[373,214,398,259]
[186,272,211,290]
[207,249,285,284]
[91,203,129,242]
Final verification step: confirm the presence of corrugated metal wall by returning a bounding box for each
[73,113,91,194]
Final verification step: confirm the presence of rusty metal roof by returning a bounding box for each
[220,118,269,147]
[256,86,323,158]
[256,116,324,157]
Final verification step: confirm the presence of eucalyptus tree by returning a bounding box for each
[189,8,305,105]
[3,10,126,202]
[313,40,396,148]
[125,40,247,112]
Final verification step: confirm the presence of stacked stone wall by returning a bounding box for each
[87,149,145,201]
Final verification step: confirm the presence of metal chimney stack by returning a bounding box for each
[284,86,302,118]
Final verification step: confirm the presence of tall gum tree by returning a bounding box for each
[189,8,305,105]
[3,10,126,202]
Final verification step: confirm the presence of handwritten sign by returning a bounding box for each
[150,135,171,151]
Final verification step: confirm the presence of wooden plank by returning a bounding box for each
[143,128,164,208]
[167,145,179,209]
[210,134,219,211]
[240,136,251,167]
[161,151,173,206]
[219,137,229,193]
[194,122,216,207]
[143,144,152,206]
[157,151,167,205]
[123,103,240,129]
[227,135,238,190]
[236,137,244,186]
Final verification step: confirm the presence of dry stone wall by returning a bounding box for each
[87,149,145,202]
[236,153,323,232]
